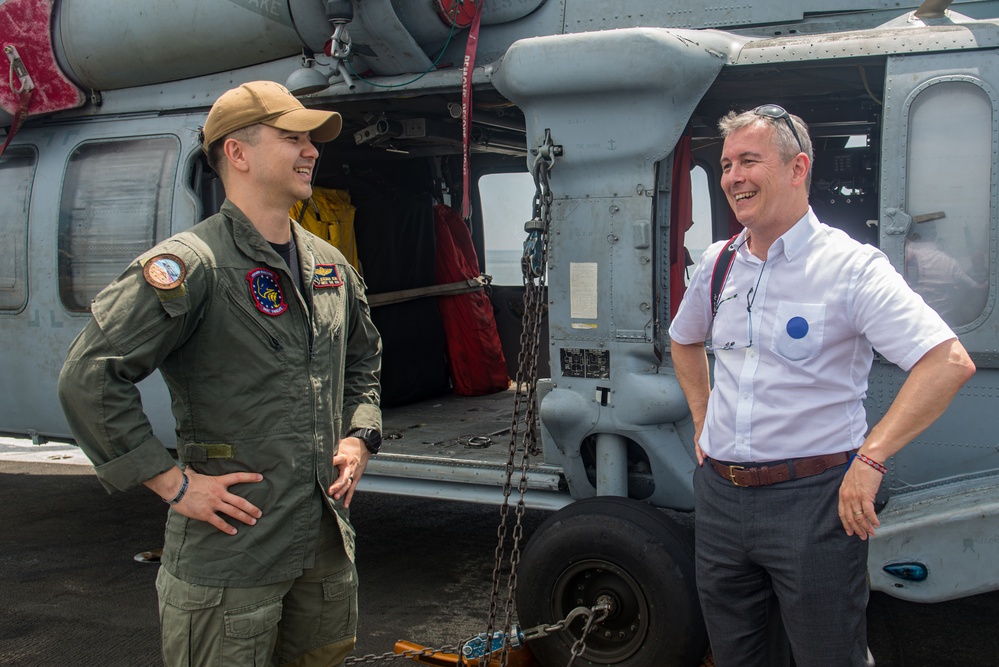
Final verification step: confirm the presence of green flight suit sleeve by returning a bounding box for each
[57,244,206,493]
[341,264,382,433]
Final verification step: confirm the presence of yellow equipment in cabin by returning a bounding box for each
[290,187,361,271]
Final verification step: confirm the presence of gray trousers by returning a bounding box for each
[694,460,871,667]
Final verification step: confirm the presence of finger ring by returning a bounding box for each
[348,475,354,482]
[853,510,864,516]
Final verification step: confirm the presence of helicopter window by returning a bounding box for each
[686,163,714,272]
[479,171,536,285]
[903,80,991,329]
[0,147,35,312]
[58,136,179,312]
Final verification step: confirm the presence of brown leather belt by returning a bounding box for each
[709,451,852,487]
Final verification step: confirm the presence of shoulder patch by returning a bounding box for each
[143,254,186,290]
[247,268,288,316]
[313,263,344,289]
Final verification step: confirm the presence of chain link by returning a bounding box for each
[345,133,559,665]
[566,604,610,667]
[481,131,558,667]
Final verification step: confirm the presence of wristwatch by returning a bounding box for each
[346,427,382,455]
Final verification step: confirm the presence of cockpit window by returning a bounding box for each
[58,136,179,312]
[903,80,991,328]
[0,147,35,312]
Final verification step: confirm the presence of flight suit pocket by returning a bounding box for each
[319,563,358,643]
[224,283,285,352]
[770,301,826,362]
[156,567,224,611]
[156,568,228,667]
[222,597,283,665]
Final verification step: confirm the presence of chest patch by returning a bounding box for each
[786,316,810,339]
[247,268,288,316]
[143,254,186,290]
[313,264,344,289]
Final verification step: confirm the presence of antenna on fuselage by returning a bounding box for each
[914,0,954,19]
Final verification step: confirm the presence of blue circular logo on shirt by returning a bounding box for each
[786,316,809,339]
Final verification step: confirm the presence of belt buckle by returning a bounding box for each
[727,465,746,486]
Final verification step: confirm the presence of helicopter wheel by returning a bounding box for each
[516,496,708,666]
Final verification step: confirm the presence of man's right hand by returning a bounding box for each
[145,468,263,535]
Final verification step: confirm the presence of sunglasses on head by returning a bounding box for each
[752,104,804,155]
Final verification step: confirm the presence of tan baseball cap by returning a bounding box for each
[201,80,342,151]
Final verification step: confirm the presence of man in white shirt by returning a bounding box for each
[669,106,975,666]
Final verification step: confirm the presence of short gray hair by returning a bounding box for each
[719,108,813,189]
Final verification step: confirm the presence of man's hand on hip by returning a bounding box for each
[838,460,883,540]
[330,436,370,509]
[146,467,264,535]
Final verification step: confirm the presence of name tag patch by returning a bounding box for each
[313,264,344,289]
[247,268,288,316]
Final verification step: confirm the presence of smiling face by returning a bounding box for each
[238,125,320,207]
[720,122,810,239]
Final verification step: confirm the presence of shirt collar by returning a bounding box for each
[222,199,311,268]
[778,208,819,262]
[748,207,818,263]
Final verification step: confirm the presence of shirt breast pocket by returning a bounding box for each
[770,301,825,362]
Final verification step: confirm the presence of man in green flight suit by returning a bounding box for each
[58,80,383,667]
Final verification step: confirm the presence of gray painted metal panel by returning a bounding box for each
[869,475,999,601]
[734,17,999,65]
[866,363,999,491]
[345,0,435,76]
[859,49,999,601]
[493,28,728,507]
[563,0,994,32]
[52,0,312,90]
[880,50,999,356]
[363,453,564,491]
[357,472,572,511]
[1,115,203,443]
[493,29,738,195]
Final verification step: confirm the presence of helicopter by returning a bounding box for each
[3,0,999,664]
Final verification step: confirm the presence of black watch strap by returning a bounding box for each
[347,428,381,455]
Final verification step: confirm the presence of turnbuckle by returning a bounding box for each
[461,603,607,659]
[522,220,545,279]
[459,626,525,660]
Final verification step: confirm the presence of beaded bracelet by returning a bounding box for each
[854,453,887,475]
[166,471,190,505]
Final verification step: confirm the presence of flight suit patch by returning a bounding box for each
[141,254,188,303]
[247,268,288,316]
[313,264,344,289]
[143,254,186,290]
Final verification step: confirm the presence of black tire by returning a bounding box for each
[516,497,707,667]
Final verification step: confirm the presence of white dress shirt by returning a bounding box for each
[669,209,956,463]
